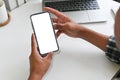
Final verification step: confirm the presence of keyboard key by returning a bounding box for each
[45,0,100,12]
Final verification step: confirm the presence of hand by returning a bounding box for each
[54,22,85,38]
[44,7,109,51]
[28,34,53,80]
[44,7,84,38]
[44,7,73,24]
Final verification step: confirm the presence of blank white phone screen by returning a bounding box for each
[31,12,58,54]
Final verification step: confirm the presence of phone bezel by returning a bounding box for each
[30,12,59,56]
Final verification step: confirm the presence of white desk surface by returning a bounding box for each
[0,0,119,80]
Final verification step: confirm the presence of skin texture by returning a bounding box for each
[28,34,53,80]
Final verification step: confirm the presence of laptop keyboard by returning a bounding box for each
[45,0,100,12]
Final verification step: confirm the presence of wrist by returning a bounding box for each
[76,25,88,38]
[28,72,43,80]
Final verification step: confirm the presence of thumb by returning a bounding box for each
[45,52,53,60]
[31,34,38,53]
[56,30,62,38]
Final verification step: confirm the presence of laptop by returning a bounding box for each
[111,69,120,80]
[42,0,107,23]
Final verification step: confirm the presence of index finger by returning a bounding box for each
[44,7,66,20]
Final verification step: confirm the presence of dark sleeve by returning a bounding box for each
[105,36,120,64]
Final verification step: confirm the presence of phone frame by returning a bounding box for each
[30,12,59,56]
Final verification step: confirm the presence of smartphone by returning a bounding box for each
[30,12,59,56]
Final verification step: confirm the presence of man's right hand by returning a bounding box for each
[44,7,85,38]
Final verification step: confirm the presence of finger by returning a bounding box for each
[52,18,63,23]
[31,34,43,59]
[54,24,61,30]
[45,52,53,60]
[31,34,38,53]
[56,30,62,38]
[51,18,58,23]
[53,23,65,30]
[44,7,66,19]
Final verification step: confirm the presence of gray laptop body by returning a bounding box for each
[42,0,107,23]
